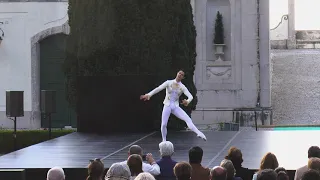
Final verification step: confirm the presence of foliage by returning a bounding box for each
[0,129,75,154]
[213,11,224,44]
[64,0,198,130]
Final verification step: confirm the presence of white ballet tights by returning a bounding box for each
[161,104,203,141]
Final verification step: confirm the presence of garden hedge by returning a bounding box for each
[64,0,198,130]
[0,129,75,154]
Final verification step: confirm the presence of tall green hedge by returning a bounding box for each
[64,0,198,129]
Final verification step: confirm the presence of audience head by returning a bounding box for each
[301,169,320,180]
[275,167,288,180]
[210,166,227,180]
[105,162,131,180]
[257,169,277,180]
[127,154,143,176]
[135,172,156,180]
[308,157,320,171]
[47,166,65,180]
[308,146,320,158]
[220,159,235,180]
[128,145,143,156]
[159,141,174,157]
[259,152,279,170]
[274,167,287,174]
[189,146,204,164]
[87,158,104,180]
[225,146,243,168]
[174,161,192,180]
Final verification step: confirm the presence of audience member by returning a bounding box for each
[189,146,210,180]
[174,161,193,180]
[46,166,65,180]
[274,167,287,174]
[156,141,177,180]
[210,166,227,180]
[294,146,320,180]
[301,169,320,180]
[105,162,131,180]
[308,157,320,171]
[135,172,156,180]
[274,167,288,180]
[220,159,242,180]
[252,152,279,180]
[256,169,277,180]
[225,147,250,180]
[87,158,105,180]
[121,145,160,176]
[127,154,143,179]
[46,142,320,180]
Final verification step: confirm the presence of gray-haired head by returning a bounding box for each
[210,166,227,180]
[105,162,131,180]
[47,166,65,180]
[220,159,236,179]
[135,172,156,180]
[159,141,174,157]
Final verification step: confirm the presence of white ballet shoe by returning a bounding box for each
[197,133,207,141]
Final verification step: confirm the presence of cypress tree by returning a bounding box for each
[64,0,198,130]
[214,11,224,44]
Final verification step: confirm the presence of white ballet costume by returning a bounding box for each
[146,79,207,142]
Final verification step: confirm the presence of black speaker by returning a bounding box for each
[6,91,24,117]
[41,90,56,113]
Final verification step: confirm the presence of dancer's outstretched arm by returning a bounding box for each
[181,85,193,106]
[140,80,168,101]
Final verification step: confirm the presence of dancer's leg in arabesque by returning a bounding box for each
[161,105,171,142]
[172,106,206,140]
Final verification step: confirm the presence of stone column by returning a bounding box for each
[259,0,271,108]
[287,0,296,49]
[194,0,207,86]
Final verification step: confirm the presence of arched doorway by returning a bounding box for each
[39,34,76,128]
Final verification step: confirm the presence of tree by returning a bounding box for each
[214,11,224,44]
[64,0,198,130]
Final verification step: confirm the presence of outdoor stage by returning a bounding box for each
[0,129,319,179]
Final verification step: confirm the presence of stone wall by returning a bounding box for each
[0,2,68,129]
[191,0,271,127]
[296,30,320,49]
[271,49,320,125]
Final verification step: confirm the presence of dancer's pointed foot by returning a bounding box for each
[197,132,207,141]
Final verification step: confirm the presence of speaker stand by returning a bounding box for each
[12,117,17,151]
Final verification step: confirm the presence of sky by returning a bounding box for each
[270,0,320,30]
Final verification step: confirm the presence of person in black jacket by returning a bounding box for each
[224,147,251,180]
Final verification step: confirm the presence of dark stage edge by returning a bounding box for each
[0,130,319,170]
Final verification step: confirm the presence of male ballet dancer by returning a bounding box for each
[140,70,207,142]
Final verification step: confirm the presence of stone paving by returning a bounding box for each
[271,49,320,125]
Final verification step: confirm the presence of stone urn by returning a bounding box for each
[214,44,226,55]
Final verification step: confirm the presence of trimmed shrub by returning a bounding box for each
[64,0,198,130]
[0,129,75,154]
[213,11,224,44]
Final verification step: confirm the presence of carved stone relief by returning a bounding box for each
[206,66,232,80]
[270,14,288,40]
